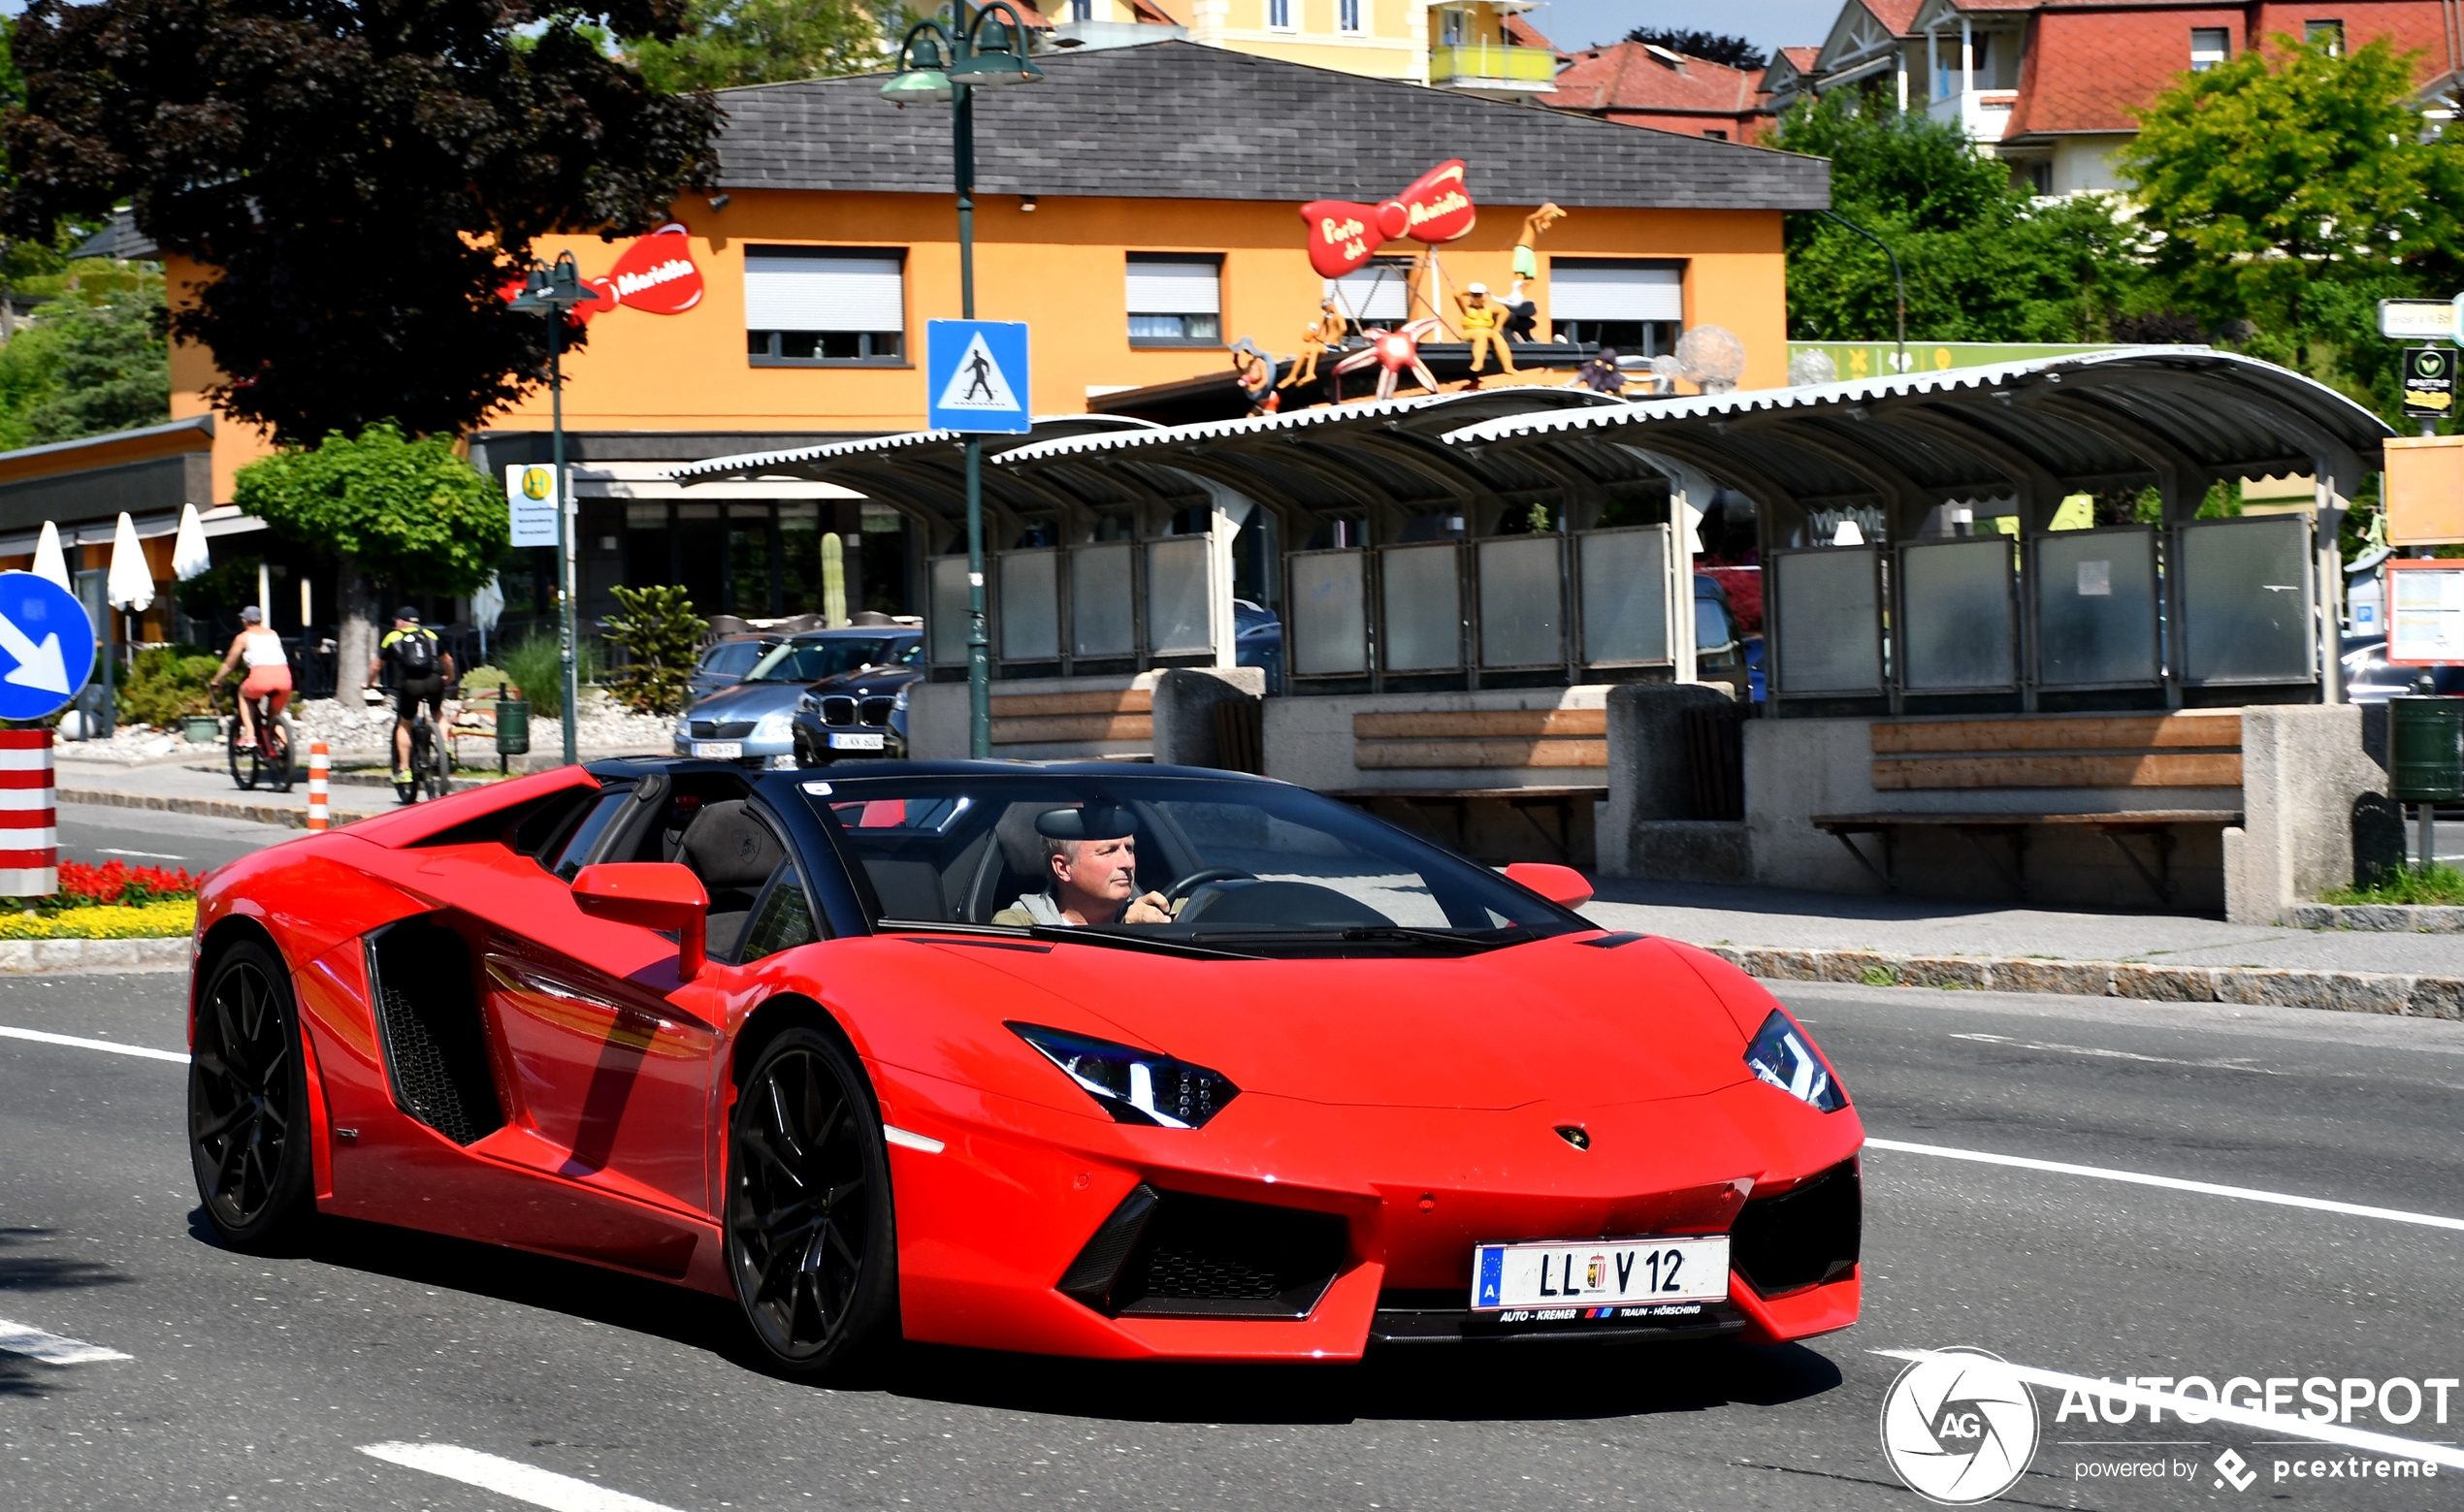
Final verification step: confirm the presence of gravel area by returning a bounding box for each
[51,693,677,765]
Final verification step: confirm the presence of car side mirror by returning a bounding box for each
[1503,861,1593,910]
[571,862,710,980]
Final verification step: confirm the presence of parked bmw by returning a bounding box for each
[792,638,923,764]
[676,629,922,769]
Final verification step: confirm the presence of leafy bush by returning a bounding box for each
[24,858,205,913]
[458,662,510,697]
[0,899,196,937]
[495,632,600,721]
[114,645,224,727]
[602,585,706,716]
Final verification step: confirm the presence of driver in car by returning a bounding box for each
[993,806,1175,927]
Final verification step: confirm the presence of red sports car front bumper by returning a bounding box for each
[870,1060,1864,1362]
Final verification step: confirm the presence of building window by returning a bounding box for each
[2189,27,2230,69]
[745,247,905,366]
[1703,128,1728,140]
[1548,258,1683,356]
[1268,0,1291,27]
[1126,254,1222,346]
[1441,7,1463,44]
[1340,0,1360,31]
[1324,257,1417,328]
[2305,18,2343,52]
[1071,0,1092,17]
[2026,160,2054,194]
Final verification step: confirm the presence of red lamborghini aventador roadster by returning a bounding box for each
[187,759,1862,1376]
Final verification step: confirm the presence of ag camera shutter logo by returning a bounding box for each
[1880,1347,2042,1504]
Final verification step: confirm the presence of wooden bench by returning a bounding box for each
[989,688,1151,747]
[1351,708,1607,770]
[1815,713,2244,903]
[1329,786,1606,864]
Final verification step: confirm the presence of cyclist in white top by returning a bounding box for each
[208,606,292,747]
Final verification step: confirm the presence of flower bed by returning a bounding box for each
[1,859,204,938]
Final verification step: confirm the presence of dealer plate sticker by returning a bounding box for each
[1471,1236,1730,1311]
[693,741,743,759]
[829,732,887,751]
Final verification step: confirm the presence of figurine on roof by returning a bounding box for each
[1279,298,1347,391]
[1230,337,1281,414]
[1455,281,1516,378]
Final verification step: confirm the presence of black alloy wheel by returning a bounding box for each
[726,1027,897,1377]
[189,940,313,1247]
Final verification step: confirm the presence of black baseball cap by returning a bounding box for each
[396,606,421,623]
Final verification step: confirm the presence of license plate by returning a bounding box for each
[1470,1235,1730,1312]
[693,741,743,759]
[828,732,887,751]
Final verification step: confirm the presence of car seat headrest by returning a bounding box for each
[678,799,785,890]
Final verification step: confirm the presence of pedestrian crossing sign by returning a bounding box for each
[926,320,1032,434]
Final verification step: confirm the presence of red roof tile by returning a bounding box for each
[1540,40,1766,118]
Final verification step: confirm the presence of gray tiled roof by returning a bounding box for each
[713,41,1831,209]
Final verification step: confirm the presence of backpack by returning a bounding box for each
[393,630,438,675]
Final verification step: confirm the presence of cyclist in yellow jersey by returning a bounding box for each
[364,607,455,788]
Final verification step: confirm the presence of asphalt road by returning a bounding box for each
[4,969,2459,1511]
[54,805,299,876]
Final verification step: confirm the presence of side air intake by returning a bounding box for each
[1730,1160,1861,1297]
[366,917,503,1146]
[1057,1185,1346,1320]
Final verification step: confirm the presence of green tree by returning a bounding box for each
[2122,35,2464,376]
[630,0,891,90]
[233,426,509,674]
[3,0,719,443]
[0,254,170,448]
[1775,95,2142,343]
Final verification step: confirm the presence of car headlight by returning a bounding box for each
[892,684,910,710]
[1009,1022,1239,1129]
[674,715,693,738]
[752,711,793,743]
[796,692,818,713]
[1744,1009,1847,1112]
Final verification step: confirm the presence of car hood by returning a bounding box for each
[922,932,1755,1110]
[805,666,921,697]
[689,679,811,719]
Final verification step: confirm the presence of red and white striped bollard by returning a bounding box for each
[0,727,56,897]
[307,741,330,831]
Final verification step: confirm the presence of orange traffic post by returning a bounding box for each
[307,742,329,831]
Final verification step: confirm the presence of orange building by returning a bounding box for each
[28,40,1825,643]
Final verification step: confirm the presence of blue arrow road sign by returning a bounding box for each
[0,570,95,724]
[926,320,1032,434]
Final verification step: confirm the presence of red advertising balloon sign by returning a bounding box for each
[503,223,705,324]
[1301,161,1476,279]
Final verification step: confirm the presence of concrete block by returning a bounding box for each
[1817,949,1897,985]
[2403,978,2464,1019]
[1599,683,1735,875]
[81,940,139,971]
[30,940,83,972]
[1899,955,1991,990]
[2228,704,2386,923]
[2215,968,2411,1014]
[1151,667,1265,769]
[1991,957,2117,997]
[0,941,34,973]
[2108,964,2218,1002]
[1626,820,1753,884]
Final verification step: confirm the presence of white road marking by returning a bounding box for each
[883,1124,945,1153]
[0,1024,188,1064]
[1864,1137,2464,1232]
[1949,1031,2283,1075]
[1875,1350,2464,1469]
[359,1443,686,1512]
[0,1318,132,1365]
[91,847,189,861]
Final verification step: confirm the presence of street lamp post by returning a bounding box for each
[1819,209,1906,376]
[884,3,1042,758]
[509,252,603,767]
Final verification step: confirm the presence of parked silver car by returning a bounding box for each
[674,629,926,769]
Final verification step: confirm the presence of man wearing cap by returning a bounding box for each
[364,607,454,790]
[992,806,1174,927]
[1454,282,1516,378]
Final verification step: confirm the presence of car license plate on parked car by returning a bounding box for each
[693,741,743,759]
[1470,1236,1729,1313]
[828,732,887,751]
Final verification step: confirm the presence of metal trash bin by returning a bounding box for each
[494,693,531,770]
[2388,683,2462,869]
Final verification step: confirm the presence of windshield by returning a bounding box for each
[748,637,908,683]
[807,773,1582,952]
[702,640,768,677]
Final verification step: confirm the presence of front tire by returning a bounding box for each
[189,940,313,1248]
[726,1027,897,1378]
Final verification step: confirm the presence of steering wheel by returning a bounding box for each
[1161,867,1254,902]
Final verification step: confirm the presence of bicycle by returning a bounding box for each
[218,685,296,793]
[399,701,452,805]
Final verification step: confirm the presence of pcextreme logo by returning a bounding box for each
[1879,1347,2042,1505]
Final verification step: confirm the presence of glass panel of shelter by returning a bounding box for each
[621,499,850,621]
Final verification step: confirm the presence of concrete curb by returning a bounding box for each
[0,936,188,973]
[58,788,385,831]
[1699,944,2464,1020]
[2284,903,2464,933]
